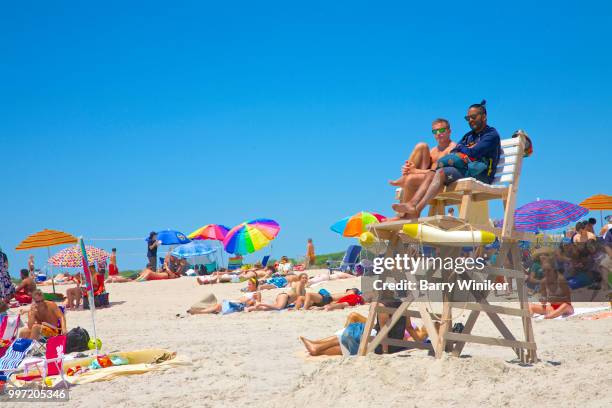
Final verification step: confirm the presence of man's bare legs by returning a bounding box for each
[188,303,222,314]
[389,143,431,187]
[300,337,342,356]
[393,168,447,219]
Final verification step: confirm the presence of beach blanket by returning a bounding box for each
[11,349,191,386]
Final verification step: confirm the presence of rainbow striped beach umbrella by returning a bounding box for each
[514,200,588,233]
[223,219,280,255]
[188,224,230,241]
[48,245,110,268]
[331,211,387,237]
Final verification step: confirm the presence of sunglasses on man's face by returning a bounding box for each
[432,127,448,135]
[464,113,481,121]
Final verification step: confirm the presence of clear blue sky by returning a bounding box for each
[1,1,611,274]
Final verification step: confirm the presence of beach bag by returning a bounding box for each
[438,153,488,177]
[66,326,90,353]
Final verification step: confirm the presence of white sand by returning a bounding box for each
[24,270,612,408]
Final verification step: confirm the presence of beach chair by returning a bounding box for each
[326,245,362,274]
[227,255,243,271]
[261,255,270,267]
[17,335,68,389]
[0,338,34,391]
[0,314,21,359]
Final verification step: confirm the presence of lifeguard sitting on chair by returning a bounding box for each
[393,100,501,219]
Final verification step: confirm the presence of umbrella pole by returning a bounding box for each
[48,247,56,295]
[600,210,603,228]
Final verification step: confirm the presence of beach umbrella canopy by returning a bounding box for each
[146,230,191,245]
[223,218,280,255]
[16,229,78,250]
[579,194,612,210]
[48,245,110,267]
[514,200,588,233]
[188,224,230,241]
[331,211,387,237]
[171,241,217,259]
[579,194,612,225]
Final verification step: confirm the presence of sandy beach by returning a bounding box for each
[21,270,611,408]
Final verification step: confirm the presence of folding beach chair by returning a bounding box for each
[17,335,68,389]
[0,314,21,359]
[261,255,270,267]
[0,337,34,391]
[326,245,362,274]
[227,255,243,271]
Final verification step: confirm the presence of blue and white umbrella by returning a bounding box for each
[145,229,191,245]
[171,241,217,259]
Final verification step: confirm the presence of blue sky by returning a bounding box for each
[1,1,611,274]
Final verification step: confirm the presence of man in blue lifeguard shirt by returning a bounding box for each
[393,100,501,219]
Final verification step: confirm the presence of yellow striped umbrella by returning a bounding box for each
[15,229,78,250]
[579,194,612,225]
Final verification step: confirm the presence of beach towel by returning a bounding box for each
[12,349,191,386]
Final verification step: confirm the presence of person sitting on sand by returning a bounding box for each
[246,274,308,311]
[276,256,293,275]
[13,269,37,304]
[393,101,501,219]
[300,310,430,356]
[65,273,83,310]
[389,118,456,220]
[188,277,261,315]
[19,289,67,340]
[528,249,574,319]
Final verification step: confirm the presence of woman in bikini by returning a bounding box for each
[246,273,308,311]
[529,250,574,319]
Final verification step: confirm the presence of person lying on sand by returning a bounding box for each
[307,288,366,311]
[13,269,37,304]
[307,270,356,286]
[294,288,360,310]
[136,264,180,281]
[188,278,261,315]
[37,272,77,286]
[19,289,67,340]
[528,250,574,319]
[256,271,307,291]
[246,274,308,311]
[300,310,431,356]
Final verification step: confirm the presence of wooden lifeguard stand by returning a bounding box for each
[358,133,538,363]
